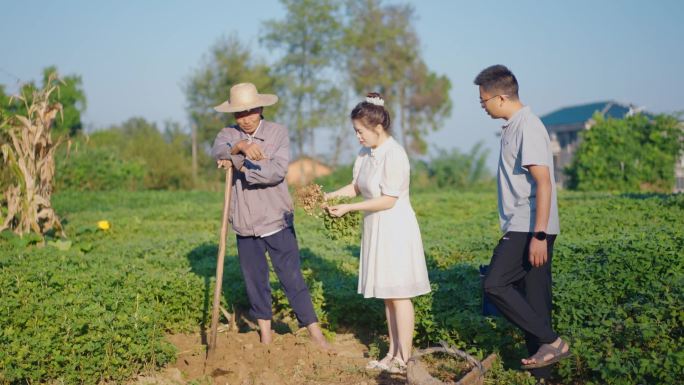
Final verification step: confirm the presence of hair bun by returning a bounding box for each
[352,92,391,131]
[365,92,385,107]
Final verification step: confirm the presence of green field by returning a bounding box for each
[1,190,682,384]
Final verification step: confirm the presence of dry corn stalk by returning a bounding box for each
[0,73,65,237]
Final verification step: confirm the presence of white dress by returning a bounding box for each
[353,137,431,299]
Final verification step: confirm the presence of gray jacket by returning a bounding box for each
[211,120,294,237]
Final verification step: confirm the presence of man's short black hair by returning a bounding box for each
[474,65,519,99]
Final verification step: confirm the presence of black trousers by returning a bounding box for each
[483,231,558,379]
[236,227,318,328]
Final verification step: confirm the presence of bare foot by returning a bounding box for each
[306,322,333,352]
[521,337,570,368]
[257,319,272,344]
[260,329,273,344]
[312,334,333,351]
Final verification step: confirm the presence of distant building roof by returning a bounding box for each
[287,156,332,186]
[541,101,634,127]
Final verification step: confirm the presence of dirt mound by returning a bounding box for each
[133,330,407,385]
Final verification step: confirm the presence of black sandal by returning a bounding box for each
[521,339,570,369]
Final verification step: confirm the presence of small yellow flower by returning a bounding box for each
[97,220,111,231]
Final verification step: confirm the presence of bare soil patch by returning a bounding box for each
[133,330,407,385]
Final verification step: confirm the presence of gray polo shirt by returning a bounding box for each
[497,106,560,234]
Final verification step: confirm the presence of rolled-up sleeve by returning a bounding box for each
[211,127,245,170]
[244,128,289,186]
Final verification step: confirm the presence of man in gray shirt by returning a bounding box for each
[474,65,569,382]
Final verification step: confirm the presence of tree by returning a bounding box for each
[430,142,490,189]
[184,34,280,174]
[261,0,345,164]
[1,67,86,137]
[0,86,13,188]
[0,84,23,126]
[404,62,452,154]
[0,85,11,116]
[343,0,414,112]
[343,0,451,155]
[41,66,87,136]
[566,113,684,192]
[415,141,491,190]
[90,118,195,190]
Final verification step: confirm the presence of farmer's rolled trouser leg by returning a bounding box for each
[522,236,557,379]
[483,232,558,345]
[236,235,273,321]
[263,227,318,327]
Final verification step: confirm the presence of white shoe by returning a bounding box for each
[386,356,407,374]
[366,354,392,370]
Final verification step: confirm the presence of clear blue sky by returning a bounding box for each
[2,0,682,168]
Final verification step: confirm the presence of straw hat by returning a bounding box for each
[214,83,278,113]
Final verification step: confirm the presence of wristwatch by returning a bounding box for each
[533,231,547,241]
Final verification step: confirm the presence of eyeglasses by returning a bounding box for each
[479,94,508,106]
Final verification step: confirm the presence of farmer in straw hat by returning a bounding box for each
[211,83,329,349]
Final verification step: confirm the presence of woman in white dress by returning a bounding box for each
[326,93,431,373]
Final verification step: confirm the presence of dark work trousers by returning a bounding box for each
[483,231,558,380]
[236,226,318,328]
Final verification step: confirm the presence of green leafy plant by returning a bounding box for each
[566,113,684,192]
[1,190,681,384]
[55,142,145,191]
[321,196,361,242]
[294,183,361,242]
